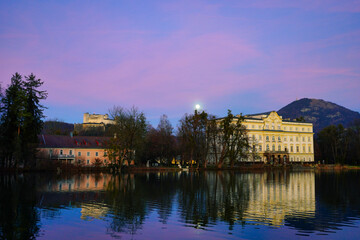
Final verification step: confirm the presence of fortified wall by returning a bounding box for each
[74,113,115,132]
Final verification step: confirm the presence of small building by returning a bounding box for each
[37,134,111,166]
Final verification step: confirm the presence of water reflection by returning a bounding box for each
[0,170,360,239]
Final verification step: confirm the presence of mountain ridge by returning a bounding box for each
[277,98,360,133]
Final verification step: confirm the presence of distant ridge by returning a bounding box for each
[277,98,360,133]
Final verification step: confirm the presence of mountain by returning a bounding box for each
[278,98,360,133]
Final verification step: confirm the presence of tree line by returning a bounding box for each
[0,73,47,168]
[316,121,360,165]
[106,107,251,169]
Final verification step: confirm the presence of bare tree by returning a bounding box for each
[107,106,147,168]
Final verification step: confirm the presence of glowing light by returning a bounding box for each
[195,104,201,110]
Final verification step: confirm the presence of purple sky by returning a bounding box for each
[1,0,359,127]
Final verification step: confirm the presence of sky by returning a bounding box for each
[1,0,359,127]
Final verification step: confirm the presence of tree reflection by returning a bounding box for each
[104,172,178,236]
[0,174,40,240]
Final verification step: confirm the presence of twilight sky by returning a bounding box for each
[1,0,359,127]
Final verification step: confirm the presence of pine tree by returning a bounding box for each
[22,73,47,167]
[0,73,26,167]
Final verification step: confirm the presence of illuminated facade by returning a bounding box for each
[243,111,314,163]
[74,113,115,132]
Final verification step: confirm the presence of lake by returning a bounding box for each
[0,170,360,239]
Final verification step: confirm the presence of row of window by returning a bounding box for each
[246,124,311,132]
[256,144,312,153]
[79,159,108,165]
[251,135,312,143]
[57,149,106,157]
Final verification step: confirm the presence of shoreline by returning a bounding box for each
[1,163,360,173]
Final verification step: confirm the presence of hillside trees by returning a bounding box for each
[317,121,360,165]
[317,124,350,164]
[0,73,47,168]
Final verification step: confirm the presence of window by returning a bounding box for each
[278,145,281,151]
[69,150,73,155]
[78,152,81,156]
[252,135,255,141]
[278,125,281,130]
[296,127,298,131]
[290,137,293,142]
[60,150,63,155]
[284,137,287,141]
[290,127,293,131]
[302,128,304,131]
[278,136,281,141]
[87,152,90,157]
[272,136,275,142]
[296,146,299,152]
[266,136,269,141]
[259,135,262,140]
[296,137,299,142]
[309,146,311,153]
[308,137,311,142]
[259,145,262,151]
[252,125,254,129]
[303,146,305,152]
[95,152,98,157]
[104,159,107,164]
[104,151,108,157]
[87,159,90,165]
[308,128,310,132]
[266,144,269,151]
[291,146,293,152]
[78,160,81,164]
[266,125,269,129]
[302,137,305,142]
[284,127,287,130]
[272,145,275,151]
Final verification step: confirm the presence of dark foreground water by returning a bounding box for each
[1,170,360,240]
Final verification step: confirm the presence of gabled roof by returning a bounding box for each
[38,135,111,149]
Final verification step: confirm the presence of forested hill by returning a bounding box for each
[41,120,74,135]
[278,98,360,133]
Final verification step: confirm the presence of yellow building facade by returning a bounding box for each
[242,111,314,163]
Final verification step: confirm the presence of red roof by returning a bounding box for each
[38,135,110,149]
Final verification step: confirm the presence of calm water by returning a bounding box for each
[1,170,360,240]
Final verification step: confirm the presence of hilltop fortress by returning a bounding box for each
[74,113,115,132]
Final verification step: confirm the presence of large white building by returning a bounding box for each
[243,111,314,163]
[209,111,314,164]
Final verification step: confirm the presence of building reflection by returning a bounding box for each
[243,171,315,226]
[2,170,357,239]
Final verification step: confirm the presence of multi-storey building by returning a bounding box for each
[209,111,314,164]
[37,135,111,165]
[242,111,314,163]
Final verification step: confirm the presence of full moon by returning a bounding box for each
[195,104,201,110]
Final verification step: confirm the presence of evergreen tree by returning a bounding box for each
[0,73,26,167]
[22,73,47,167]
[0,73,47,168]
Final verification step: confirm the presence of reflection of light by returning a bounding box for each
[195,104,201,110]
